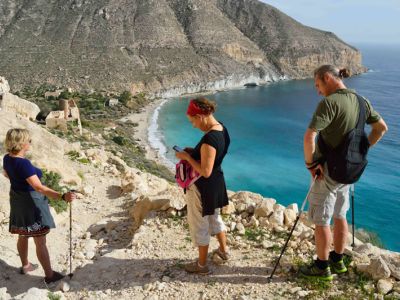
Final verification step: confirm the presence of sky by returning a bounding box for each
[261,1,400,45]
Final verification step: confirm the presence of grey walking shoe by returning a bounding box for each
[212,248,230,261]
[329,258,348,274]
[299,262,333,281]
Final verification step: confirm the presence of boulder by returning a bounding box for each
[367,256,391,280]
[0,287,11,300]
[377,278,394,295]
[85,148,108,164]
[236,223,246,235]
[120,170,172,198]
[120,171,137,194]
[230,191,264,207]
[258,217,270,228]
[393,281,400,293]
[0,93,40,120]
[248,216,259,228]
[17,288,48,300]
[382,254,400,280]
[235,203,247,213]
[108,155,130,174]
[222,201,236,215]
[284,208,297,226]
[254,198,276,218]
[287,203,299,214]
[269,207,284,226]
[0,76,10,93]
[130,196,170,230]
[161,186,186,210]
[354,243,382,257]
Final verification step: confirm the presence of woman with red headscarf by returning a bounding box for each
[175,97,230,275]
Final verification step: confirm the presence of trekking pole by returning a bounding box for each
[68,200,73,279]
[68,189,78,279]
[268,172,319,281]
[351,184,355,247]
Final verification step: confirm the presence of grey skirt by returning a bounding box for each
[9,190,55,237]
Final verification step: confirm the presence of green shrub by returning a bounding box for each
[35,83,57,97]
[77,157,90,164]
[41,170,63,192]
[244,228,265,241]
[47,292,61,300]
[41,169,68,213]
[112,136,128,146]
[118,91,132,105]
[59,90,72,99]
[67,150,80,160]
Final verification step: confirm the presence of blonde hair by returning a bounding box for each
[4,128,31,154]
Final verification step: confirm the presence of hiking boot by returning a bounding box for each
[44,271,65,284]
[212,248,230,261]
[184,261,211,275]
[299,262,333,281]
[329,258,347,274]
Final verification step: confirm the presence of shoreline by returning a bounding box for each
[120,99,175,171]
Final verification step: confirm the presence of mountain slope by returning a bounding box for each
[0,0,364,94]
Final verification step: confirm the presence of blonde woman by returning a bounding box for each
[2,128,76,284]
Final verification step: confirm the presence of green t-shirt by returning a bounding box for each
[309,89,381,159]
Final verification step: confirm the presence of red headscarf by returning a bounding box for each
[186,99,208,116]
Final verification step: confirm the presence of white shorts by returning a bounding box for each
[185,185,226,246]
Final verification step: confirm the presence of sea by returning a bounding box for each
[152,44,400,252]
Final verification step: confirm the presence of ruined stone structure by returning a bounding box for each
[45,99,82,135]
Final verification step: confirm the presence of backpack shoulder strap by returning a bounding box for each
[354,94,367,130]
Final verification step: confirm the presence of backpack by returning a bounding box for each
[317,94,370,184]
[175,160,201,193]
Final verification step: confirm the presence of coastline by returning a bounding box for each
[120,98,175,171]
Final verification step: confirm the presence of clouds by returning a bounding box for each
[261,0,400,44]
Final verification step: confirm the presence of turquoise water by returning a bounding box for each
[156,44,400,252]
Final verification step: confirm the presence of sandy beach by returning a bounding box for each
[120,98,174,170]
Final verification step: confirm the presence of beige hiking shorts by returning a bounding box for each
[185,185,226,247]
[307,164,350,226]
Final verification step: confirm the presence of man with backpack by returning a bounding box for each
[301,65,388,281]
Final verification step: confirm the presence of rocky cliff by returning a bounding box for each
[0,0,365,95]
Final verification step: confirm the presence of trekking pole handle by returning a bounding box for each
[299,173,319,212]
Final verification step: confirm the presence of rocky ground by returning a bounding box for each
[1,82,400,300]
